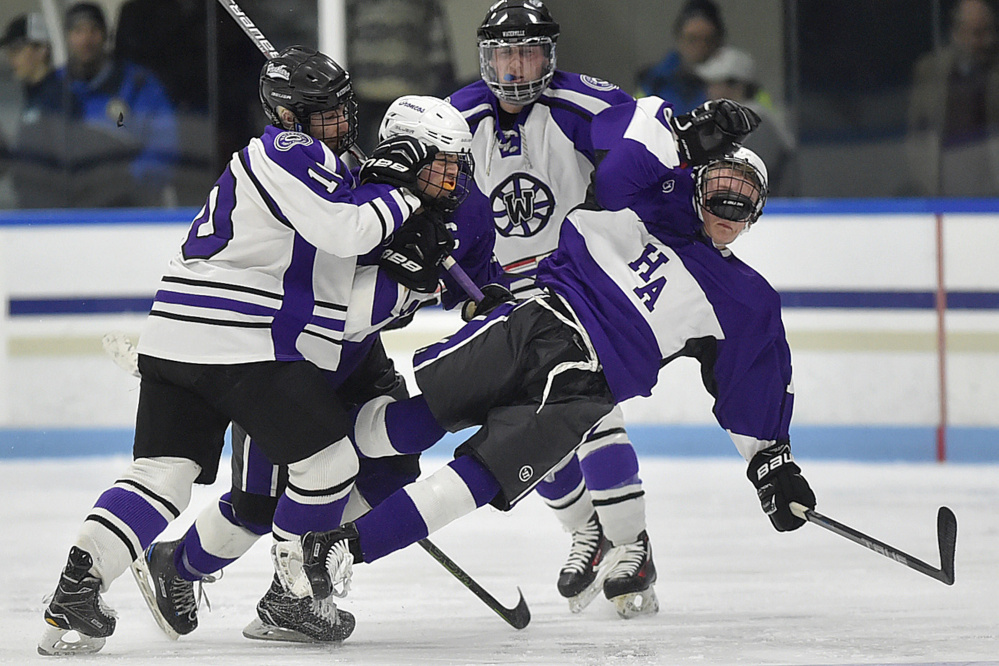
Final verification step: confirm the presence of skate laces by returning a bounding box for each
[311,595,341,625]
[606,538,649,580]
[325,541,354,598]
[171,572,218,615]
[562,518,603,575]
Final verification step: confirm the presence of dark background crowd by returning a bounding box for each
[1,0,996,208]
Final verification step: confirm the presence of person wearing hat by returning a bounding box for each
[1,13,59,106]
[54,2,178,207]
[1,13,66,207]
[696,46,797,196]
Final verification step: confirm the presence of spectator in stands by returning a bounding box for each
[696,45,797,196]
[114,0,263,204]
[346,0,458,153]
[635,0,725,115]
[0,13,68,208]
[57,2,179,207]
[907,0,999,196]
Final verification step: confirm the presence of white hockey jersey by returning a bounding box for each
[139,126,421,370]
[447,72,633,295]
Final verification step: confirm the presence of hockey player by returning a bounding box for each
[276,96,816,626]
[444,0,655,615]
[37,49,455,656]
[130,94,498,644]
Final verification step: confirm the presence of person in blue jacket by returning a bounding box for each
[57,2,178,206]
[636,0,726,115]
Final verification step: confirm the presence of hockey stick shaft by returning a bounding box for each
[417,538,530,629]
[216,0,279,58]
[442,256,485,303]
[790,502,956,585]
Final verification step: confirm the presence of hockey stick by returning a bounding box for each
[790,502,956,585]
[417,538,530,629]
[100,335,526,625]
[216,0,279,58]
[442,256,485,303]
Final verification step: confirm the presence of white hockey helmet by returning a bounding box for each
[377,95,474,211]
[695,146,769,226]
[377,95,473,154]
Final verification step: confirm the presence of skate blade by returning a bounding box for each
[565,547,625,614]
[609,585,660,619]
[242,617,345,644]
[566,580,603,613]
[130,558,181,640]
[38,623,106,656]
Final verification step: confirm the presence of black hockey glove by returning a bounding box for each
[360,135,439,191]
[461,283,515,322]
[747,442,815,532]
[671,98,761,165]
[378,210,455,293]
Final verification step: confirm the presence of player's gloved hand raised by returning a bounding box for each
[378,209,455,293]
[747,442,815,532]
[360,135,439,191]
[671,98,761,165]
[461,283,515,322]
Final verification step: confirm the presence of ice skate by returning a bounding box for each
[242,575,355,643]
[300,523,359,600]
[603,530,659,618]
[131,538,215,639]
[38,547,117,656]
[557,513,616,613]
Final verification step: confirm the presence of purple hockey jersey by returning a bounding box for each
[536,97,793,461]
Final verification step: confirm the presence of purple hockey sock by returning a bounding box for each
[383,395,446,454]
[534,455,584,500]
[354,455,500,562]
[578,442,640,491]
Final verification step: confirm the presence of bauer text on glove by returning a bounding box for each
[747,442,815,532]
[360,135,438,190]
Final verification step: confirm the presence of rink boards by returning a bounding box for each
[1,201,997,462]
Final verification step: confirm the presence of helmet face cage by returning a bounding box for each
[418,151,475,212]
[259,47,358,153]
[476,0,560,105]
[478,38,556,105]
[301,98,358,153]
[376,95,474,210]
[695,155,769,226]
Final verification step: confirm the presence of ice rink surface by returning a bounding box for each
[2,454,997,666]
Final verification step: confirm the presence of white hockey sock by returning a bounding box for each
[190,499,261,562]
[78,456,201,590]
[593,491,648,546]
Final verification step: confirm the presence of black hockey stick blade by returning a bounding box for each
[791,502,957,585]
[935,506,957,585]
[417,539,531,629]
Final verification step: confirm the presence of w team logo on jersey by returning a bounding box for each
[274,132,314,151]
[490,173,555,238]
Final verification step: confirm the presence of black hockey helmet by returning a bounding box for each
[476,0,560,43]
[477,0,560,105]
[259,45,358,151]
